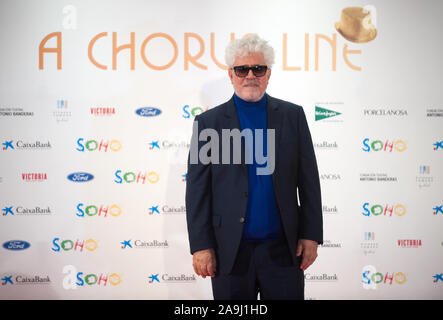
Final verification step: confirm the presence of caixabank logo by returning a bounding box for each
[433,140,442,151]
[434,204,443,215]
[51,238,98,253]
[147,273,196,284]
[1,274,51,286]
[75,203,122,218]
[362,265,407,289]
[148,204,186,215]
[433,273,443,283]
[62,265,121,289]
[114,170,159,184]
[76,138,122,152]
[120,239,169,249]
[362,202,406,217]
[362,138,407,152]
[148,140,190,151]
[2,140,51,151]
[2,205,51,216]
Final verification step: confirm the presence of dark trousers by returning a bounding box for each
[211,238,304,300]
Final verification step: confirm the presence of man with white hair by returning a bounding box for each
[186,34,323,300]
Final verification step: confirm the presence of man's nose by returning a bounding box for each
[245,69,256,78]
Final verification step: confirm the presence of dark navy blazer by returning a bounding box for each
[185,94,323,275]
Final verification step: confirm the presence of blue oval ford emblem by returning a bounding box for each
[67,172,94,182]
[3,240,31,251]
[135,107,162,117]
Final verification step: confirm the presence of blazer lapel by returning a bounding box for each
[266,94,283,185]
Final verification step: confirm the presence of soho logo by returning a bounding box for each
[76,138,122,152]
[362,203,406,217]
[182,105,208,119]
[362,265,407,289]
[114,170,159,184]
[76,203,122,218]
[62,265,121,289]
[51,238,98,252]
[362,138,407,152]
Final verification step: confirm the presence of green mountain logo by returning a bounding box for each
[315,106,342,121]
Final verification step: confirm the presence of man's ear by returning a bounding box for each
[228,68,233,83]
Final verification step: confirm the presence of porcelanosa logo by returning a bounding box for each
[136,107,162,117]
[363,108,408,117]
[147,273,196,284]
[1,274,50,286]
[76,138,122,152]
[76,203,122,218]
[149,204,186,215]
[67,172,94,182]
[2,205,51,216]
[362,138,407,152]
[120,239,169,249]
[362,202,406,217]
[51,238,98,253]
[62,265,121,289]
[114,170,159,184]
[2,140,51,151]
[362,265,407,289]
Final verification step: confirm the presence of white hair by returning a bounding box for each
[225,34,275,69]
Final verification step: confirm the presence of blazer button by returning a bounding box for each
[239,217,245,223]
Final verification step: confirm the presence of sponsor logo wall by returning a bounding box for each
[0,0,442,299]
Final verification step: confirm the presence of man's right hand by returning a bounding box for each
[192,248,216,278]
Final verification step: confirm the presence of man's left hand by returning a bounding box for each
[296,239,318,271]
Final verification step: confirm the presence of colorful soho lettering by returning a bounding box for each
[76,138,122,152]
[114,170,159,184]
[362,271,407,285]
[362,203,406,217]
[51,238,98,252]
[76,203,122,217]
[182,105,208,118]
[362,138,406,152]
[76,272,121,286]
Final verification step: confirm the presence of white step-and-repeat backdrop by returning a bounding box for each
[1,0,442,299]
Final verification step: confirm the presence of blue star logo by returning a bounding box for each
[1,276,13,286]
[2,140,14,151]
[148,274,160,283]
[121,240,132,249]
[434,141,443,150]
[182,173,187,182]
[433,205,443,215]
[149,141,160,150]
[433,273,443,283]
[2,206,14,216]
[149,205,160,215]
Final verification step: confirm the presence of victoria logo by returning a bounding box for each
[136,107,162,117]
[3,240,30,251]
[67,172,94,182]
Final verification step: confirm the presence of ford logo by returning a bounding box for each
[3,240,31,251]
[67,172,94,182]
[135,107,162,117]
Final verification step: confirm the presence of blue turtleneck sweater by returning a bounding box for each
[233,93,283,242]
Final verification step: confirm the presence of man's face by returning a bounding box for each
[228,52,271,102]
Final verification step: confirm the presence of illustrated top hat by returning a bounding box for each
[335,7,377,43]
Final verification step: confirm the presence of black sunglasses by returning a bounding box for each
[232,65,268,78]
